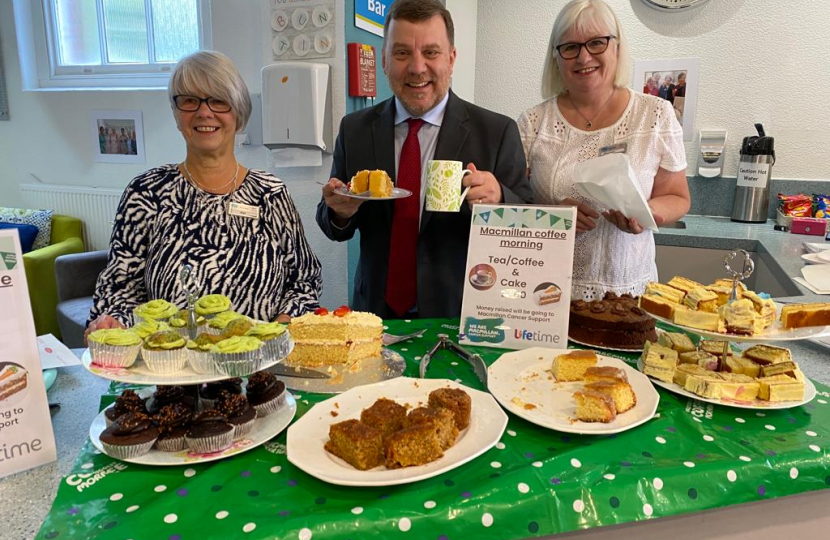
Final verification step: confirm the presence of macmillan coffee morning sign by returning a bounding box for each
[460,205,576,350]
[0,231,57,479]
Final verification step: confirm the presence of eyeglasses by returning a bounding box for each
[555,36,615,60]
[172,95,232,113]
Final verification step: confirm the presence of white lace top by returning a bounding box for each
[517,91,687,301]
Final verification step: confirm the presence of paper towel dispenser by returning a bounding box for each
[261,62,332,152]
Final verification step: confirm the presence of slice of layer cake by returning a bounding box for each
[286,307,383,367]
[760,361,798,378]
[741,291,777,329]
[584,381,636,413]
[678,350,717,366]
[705,285,733,306]
[552,350,597,382]
[673,364,713,387]
[684,287,719,313]
[715,372,760,401]
[757,374,805,402]
[667,276,705,296]
[573,390,616,423]
[645,282,686,304]
[539,284,562,305]
[0,365,28,402]
[641,342,677,383]
[639,294,678,319]
[658,332,696,353]
[584,366,628,384]
[350,170,393,197]
[699,340,734,357]
[723,355,761,378]
[719,299,763,335]
[780,303,830,329]
[673,306,723,332]
[742,344,791,365]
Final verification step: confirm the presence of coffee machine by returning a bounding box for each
[731,124,775,223]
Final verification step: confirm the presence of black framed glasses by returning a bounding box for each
[555,36,615,60]
[172,95,232,113]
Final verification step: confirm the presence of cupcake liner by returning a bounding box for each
[185,430,234,454]
[142,348,188,374]
[101,438,157,460]
[211,349,263,377]
[251,392,286,417]
[261,332,291,362]
[187,349,221,375]
[231,417,256,440]
[89,342,141,369]
[155,435,188,452]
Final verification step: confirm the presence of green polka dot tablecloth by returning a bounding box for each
[37,319,830,540]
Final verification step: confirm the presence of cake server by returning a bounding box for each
[269,364,331,379]
[383,328,427,346]
[419,334,488,388]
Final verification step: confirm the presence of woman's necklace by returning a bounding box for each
[182,160,239,194]
[566,88,616,129]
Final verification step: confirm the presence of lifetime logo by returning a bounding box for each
[513,328,560,343]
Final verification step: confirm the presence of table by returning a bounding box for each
[29,320,830,539]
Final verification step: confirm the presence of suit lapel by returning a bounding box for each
[373,99,397,223]
[421,91,469,233]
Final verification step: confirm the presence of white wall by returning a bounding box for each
[445,0,477,103]
[0,0,350,308]
[475,0,830,180]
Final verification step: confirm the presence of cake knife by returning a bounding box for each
[268,364,331,379]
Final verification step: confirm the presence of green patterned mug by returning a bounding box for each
[425,160,472,212]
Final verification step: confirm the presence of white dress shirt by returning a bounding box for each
[393,93,450,223]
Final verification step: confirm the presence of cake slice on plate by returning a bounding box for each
[551,350,597,382]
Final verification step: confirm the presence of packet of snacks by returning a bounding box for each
[777,193,812,217]
[813,194,830,218]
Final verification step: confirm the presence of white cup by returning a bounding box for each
[425,160,472,212]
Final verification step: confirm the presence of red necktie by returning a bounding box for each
[386,118,425,316]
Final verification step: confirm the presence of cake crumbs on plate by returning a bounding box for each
[330,411,339,417]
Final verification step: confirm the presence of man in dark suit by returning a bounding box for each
[317,0,532,319]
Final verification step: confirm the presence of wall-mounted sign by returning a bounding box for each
[354,0,390,38]
[269,0,335,61]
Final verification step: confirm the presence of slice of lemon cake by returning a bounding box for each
[551,350,597,382]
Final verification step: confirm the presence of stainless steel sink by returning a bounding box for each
[659,220,686,229]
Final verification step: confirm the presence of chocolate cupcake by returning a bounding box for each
[105,389,147,426]
[185,409,233,454]
[146,385,192,414]
[216,390,257,440]
[153,402,192,452]
[199,378,243,410]
[246,371,285,417]
[99,411,159,459]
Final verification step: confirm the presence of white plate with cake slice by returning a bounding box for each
[486,347,659,435]
[636,358,817,410]
[647,302,830,342]
[286,377,507,486]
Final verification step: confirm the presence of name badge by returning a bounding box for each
[598,142,628,157]
[227,202,260,220]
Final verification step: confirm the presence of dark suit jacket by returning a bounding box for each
[317,91,532,319]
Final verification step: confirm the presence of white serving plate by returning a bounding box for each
[81,336,293,385]
[487,347,659,435]
[286,378,507,486]
[90,393,296,465]
[281,348,405,394]
[636,358,816,410]
[800,253,830,265]
[649,302,830,342]
[802,264,830,290]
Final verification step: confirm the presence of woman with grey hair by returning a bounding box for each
[518,0,690,301]
[87,50,322,335]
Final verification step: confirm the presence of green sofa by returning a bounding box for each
[22,215,85,338]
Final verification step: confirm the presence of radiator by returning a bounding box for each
[19,184,123,251]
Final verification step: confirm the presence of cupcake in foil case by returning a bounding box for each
[216,391,257,440]
[99,412,159,459]
[185,410,234,454]
[246,371,286,417]
[133,299,178,324]
[88,329,142,368]
[142,331,188,374]
[210,336,263,377]
[153,402,192,452]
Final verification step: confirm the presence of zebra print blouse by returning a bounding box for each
[89,164,322,326]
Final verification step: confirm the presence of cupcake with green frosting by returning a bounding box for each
[210,336,263,377]
[245,322,290,360]
[88,328,143,368]
[205,311,246,335]
[132,319,171,340]
[141,330,188,374]
[133,299,178,323]
[195,294,232,318]
[186,333,223,375]
[169,309,206,337]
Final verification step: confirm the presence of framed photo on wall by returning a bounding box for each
[634,58,699,141]
[91,110,145,164]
